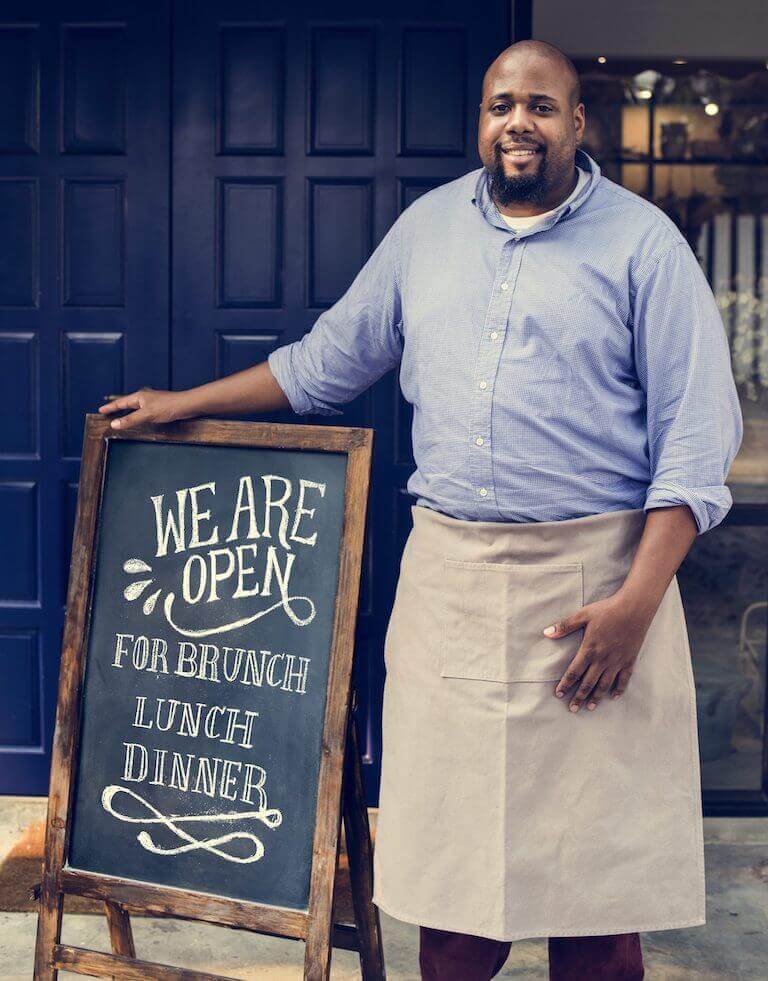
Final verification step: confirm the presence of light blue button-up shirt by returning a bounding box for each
[268,148,743,534]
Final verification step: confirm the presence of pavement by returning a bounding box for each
[0,797,766,979]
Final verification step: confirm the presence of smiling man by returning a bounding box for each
[101,39,742,981]
[480,43,583,214]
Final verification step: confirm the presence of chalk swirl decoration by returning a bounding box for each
[101,785,283,864]
[162,590,315,636]
[121,557,316,635]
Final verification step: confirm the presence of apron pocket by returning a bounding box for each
[440,558,584,682]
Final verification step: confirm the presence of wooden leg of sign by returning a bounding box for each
[343,707,386,980]
[104,901,136,958]
[33,873,63,980]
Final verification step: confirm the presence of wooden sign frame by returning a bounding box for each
[34,414,384,980]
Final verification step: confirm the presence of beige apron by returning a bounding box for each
[371,504,706,942]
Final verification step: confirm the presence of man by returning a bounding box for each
[101,39,742,981]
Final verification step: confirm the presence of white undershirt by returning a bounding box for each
[498,166,589,231]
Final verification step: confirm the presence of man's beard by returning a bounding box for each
[488,144,548,206]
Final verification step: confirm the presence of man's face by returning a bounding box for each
[477,53,585,208]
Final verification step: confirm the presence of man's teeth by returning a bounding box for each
[502,147,539,155]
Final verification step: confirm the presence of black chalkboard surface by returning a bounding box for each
[67,437,347,909]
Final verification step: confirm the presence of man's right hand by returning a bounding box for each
[98,387,186,431]
[96,361,294,430]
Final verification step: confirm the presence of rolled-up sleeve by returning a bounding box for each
[267,218,404,416]
[632,240,743,534]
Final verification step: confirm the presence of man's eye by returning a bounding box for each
[534,104,553,112]
[491,104,508,113]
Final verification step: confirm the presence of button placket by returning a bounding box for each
[469,242,521,507]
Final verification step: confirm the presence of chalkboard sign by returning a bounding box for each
[35,415,382,980]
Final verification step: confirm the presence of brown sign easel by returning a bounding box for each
[34,415,385,980]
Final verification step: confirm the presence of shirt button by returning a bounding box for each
[490,331,499,340]
[479,380,487,390]
[500,282,509,291]
[479,488,488,497]
[475,436,484,446]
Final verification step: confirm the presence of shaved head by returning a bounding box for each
[483,40,581,111]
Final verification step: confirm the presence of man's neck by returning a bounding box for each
[494,165,580,219]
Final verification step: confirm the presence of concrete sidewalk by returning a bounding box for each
[1,798,766,978]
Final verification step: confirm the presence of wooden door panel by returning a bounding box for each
[0,2,170,793]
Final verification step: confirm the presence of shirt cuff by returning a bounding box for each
[643,480,733,535]
[267,344,343,417]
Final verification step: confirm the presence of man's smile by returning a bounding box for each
[499,144,543,163]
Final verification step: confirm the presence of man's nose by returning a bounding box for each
[504,107,535,133]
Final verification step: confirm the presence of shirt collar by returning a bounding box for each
[471,147,601,234]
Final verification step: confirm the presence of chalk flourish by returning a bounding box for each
[163,591,316,637]
[101,785,283,864]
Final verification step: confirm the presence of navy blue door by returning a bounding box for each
[0,2,170,793]
[1,0,510,797]
[172,0,511,803]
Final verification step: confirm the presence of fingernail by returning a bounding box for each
[555,690,564,698]
[111,419,120,429]
[612,692,620,699]
[543,625,556,636]
[569,703,579,712]
[587,702,596,710]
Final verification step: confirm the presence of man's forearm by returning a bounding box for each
[617,504,698,616]
[174,360,292,418]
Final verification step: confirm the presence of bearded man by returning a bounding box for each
[102,39,742,980]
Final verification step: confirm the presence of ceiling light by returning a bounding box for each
[704,102,719,115]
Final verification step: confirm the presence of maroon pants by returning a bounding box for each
[419,925,644,980]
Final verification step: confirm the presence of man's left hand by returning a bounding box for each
[543,591,657,713]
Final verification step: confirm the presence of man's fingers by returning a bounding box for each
[566,664,604,713]
[585,669,618,711]
[99,393,141,415]
[553,653,590,699]
[554,659,631,710]
[109,407,151,431]
[98,399,124,414]
[543,609,588,637]
[611,667,633,699]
